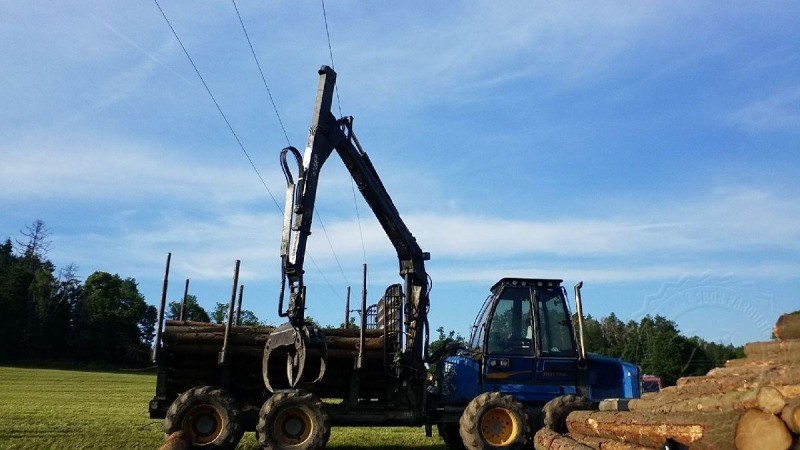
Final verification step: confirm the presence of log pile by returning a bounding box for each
[534,311,800,450]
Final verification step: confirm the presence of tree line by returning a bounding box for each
[0,220,263,368]
[579,313,743,386]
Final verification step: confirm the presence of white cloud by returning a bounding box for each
[0,133,283,205]
[728,86,800,132]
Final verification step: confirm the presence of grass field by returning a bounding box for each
[0,367,446,449]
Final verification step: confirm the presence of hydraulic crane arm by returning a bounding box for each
[264,66,430,392]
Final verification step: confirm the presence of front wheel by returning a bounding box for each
[542,394,591,434]
[163,386,244,450]
[459,392,529,449]
[255,390,330,450]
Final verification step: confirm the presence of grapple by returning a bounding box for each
[262,322,328,393]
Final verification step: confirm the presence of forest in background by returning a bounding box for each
[0,220,264,368]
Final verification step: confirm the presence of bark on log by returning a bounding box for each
[775,313,800,341]
[568,432,658,449]
[781,399,800,434]
[163,331,386,350]
[566,410,743,449]
[626,386,785,414]
[734,409,792,450]
[724,357,800,368]
[744,339,800,359]
[673,366,800,395]
[533,428,592,450]
[703,363,798,379]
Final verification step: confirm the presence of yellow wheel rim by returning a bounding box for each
[479,407,519,446]
[183,404,224,445]
[273,405,314,446]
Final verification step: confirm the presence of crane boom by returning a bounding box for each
[265,66,430,392]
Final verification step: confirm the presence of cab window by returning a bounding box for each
[486,286,533,356]
[468,295,493,351]
[536,288,576,357]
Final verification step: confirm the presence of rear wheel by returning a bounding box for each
[256,390,330,450]
[459,392,529,449]
[437,422,466,450]
[163,386,244,450]
[542,394,591,434]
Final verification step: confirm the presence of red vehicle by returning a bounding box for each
[642,375,663,393]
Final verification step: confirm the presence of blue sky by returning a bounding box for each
[1,1,798,346]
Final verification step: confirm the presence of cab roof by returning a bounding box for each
[490,278,564,292]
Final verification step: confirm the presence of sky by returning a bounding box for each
[1,1,798,347]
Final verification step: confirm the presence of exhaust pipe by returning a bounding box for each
[574,281,588,367]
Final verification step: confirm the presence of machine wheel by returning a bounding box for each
[542,394,592,434]
[437,423,466,450]
[255,390,330,450]
[459,392,529,449]
[163,386,244,450]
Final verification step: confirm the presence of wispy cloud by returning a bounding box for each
[728,85,800,132]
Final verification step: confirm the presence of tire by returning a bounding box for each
[255,390,330,450]
[542,394,591,434]
[163,386,244,450]
[459,392,529,450]
[437,423,466,450]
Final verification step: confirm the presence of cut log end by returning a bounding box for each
[734,409,792,450]
[781,399,800,434]
[775,313,800,341]
[533,428,593,450]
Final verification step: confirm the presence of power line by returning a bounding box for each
[230,0,291,147]
[319,0,368,266]
[152,0,282,211]
[320,0,343,119]
[231,1,351,289]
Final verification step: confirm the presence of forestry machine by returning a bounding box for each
[149,66,640,450]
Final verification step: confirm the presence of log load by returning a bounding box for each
[537,310,800,450]
[159,321,399,402]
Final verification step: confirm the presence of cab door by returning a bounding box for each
[532,286,579,392]
[483,285,536,384]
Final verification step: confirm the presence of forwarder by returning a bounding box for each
[149,66,640,450]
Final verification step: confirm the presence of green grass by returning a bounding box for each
[0,367,446,449]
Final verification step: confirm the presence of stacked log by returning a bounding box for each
[534,311,800,450]
[160,321,397,402]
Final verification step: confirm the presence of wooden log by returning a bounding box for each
[627,386,785,414]
[566,410,744,449]
[775,313,800,341]
[568,432,658,449]
[735,409,792,450]
[703,363,796,379]
[782,399,800,433]
[779,384,800,399]
[673,366,800,395]
[723,357,800,368]
[163,331,386,351]
[744,339,800,359]
[533,428,592,450]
